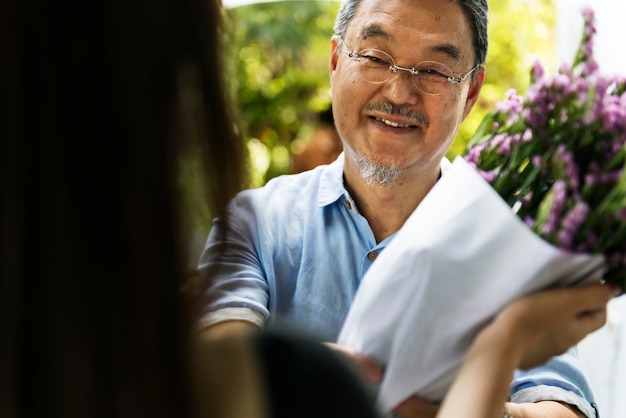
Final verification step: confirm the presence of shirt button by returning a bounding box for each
[344,200,352,210]
[367,251,378,261]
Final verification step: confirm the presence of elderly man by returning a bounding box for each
[198,1,597,417]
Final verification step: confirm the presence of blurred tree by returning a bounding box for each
[222,1,339,186]
[451,0,556,157]
[222,0,556,186]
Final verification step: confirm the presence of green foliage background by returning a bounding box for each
[222,0,557,187]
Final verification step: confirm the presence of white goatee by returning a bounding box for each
[357,157,401,186]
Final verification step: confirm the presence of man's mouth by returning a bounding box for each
[373,117,413,128]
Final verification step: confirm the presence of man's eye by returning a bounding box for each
[421,68,447,78]
[417,63,454,79]
[363,55,389,66]
[358,49,392,67]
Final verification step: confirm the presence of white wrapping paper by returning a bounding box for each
[337,157,604,414]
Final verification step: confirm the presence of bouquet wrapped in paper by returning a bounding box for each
[338,8,625,414]
[465,7,626,290]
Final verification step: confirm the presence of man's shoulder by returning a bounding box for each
[247,167,323,197]
[228,166,330,214]
[238,159,343,205]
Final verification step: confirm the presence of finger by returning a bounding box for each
[542,283,615,320]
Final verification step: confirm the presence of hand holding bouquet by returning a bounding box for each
[464,8,626,291]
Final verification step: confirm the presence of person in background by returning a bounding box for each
[291,107,342,173]
[197,0,606,417]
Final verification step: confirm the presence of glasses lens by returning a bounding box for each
[355,49,395,84]
[350,47,457,96]
[413,62,454,95]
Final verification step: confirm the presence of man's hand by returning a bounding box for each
[324,342,440,418]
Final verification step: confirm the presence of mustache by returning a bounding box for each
[365,102,430,128]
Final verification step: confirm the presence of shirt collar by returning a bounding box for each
[317,153,347,207]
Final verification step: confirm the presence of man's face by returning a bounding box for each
[329,0,484,184]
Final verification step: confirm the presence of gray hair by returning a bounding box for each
[333,0,488,66]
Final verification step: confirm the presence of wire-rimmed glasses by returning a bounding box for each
[339,37,478,96]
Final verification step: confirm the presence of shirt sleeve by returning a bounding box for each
[510,346,598,418]
[196,191,271,330]
[195,307,265,332]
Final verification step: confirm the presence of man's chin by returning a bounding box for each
[358,159,401,186]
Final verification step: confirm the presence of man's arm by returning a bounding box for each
[509,347,599,418]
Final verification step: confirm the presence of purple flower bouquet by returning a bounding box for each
[465,8,626,291]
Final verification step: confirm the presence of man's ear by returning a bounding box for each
[329,36,340,85]
[462,65,486,120]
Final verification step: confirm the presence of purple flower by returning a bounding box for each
[584,169,622,186]
[552,145,580,190]
[542,181,567,235]
[464,142,489,165]
[477,169,497,184]
[601,93,626,134]
[531,59,545,82]
[523,108,546,130]
[495,89,524,124]
[557,201,590,251]
[490,133,519,156]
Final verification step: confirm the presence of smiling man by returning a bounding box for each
[198,1,596,417]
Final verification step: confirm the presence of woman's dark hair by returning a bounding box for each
[0,0,247,416]
[1,1,382,416]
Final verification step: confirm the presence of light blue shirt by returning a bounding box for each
[198,153,598,417]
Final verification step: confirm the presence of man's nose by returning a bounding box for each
[381,70,420,105]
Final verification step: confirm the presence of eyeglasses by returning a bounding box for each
[339,37,478,96]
